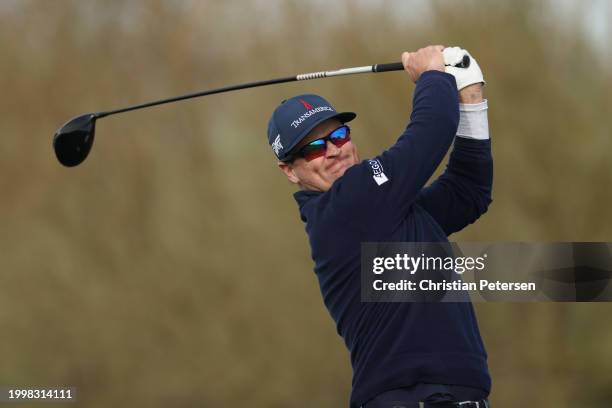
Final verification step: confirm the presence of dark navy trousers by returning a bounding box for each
[362,383,489,407]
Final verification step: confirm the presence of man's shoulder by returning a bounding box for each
[293,189,322,207]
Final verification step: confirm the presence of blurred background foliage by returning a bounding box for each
[1,0,611,407]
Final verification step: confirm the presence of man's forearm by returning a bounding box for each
[457,83,488,140]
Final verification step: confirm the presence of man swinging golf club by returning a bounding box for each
[267,45,492,408]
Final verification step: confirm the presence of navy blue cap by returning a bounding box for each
[267,94,356,161]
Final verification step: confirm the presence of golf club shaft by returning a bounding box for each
[95,62,405,119]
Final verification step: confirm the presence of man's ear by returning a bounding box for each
[278,161,300,184]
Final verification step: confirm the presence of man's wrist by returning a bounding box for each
[459,83,484,104]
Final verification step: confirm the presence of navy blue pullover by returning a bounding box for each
[293,71,493,407]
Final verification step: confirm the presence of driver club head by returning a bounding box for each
[53,113,97,167]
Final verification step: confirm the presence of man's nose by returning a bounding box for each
[325,140,341,157]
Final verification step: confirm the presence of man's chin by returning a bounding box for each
[326,166,341,177]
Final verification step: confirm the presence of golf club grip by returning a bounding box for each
[374,54,471,73]
[373,62,404,73]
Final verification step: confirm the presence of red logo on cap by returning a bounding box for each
[300,99,314,110]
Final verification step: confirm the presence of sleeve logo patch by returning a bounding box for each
[368,159,389,186]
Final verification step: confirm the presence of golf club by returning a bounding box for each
[53,55,470,167]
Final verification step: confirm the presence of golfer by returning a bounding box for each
[267,45,492,408]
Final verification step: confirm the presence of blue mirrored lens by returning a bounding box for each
[307,139,326,146]
[330,126,349,140]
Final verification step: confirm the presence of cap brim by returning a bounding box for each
[281,111,357,161]
[334,111,357,124]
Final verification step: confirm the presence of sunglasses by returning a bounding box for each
[289,125,351,162]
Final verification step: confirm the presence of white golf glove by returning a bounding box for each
[443,47,485,90]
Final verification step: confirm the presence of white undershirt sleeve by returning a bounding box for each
[457,99,489,140]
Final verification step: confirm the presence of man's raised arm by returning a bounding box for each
[416,48,493,235]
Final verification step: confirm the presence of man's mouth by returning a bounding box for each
[326,159,346,173]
